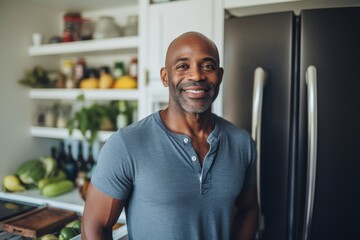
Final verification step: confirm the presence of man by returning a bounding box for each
[82,32,259,240]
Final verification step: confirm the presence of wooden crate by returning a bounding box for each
[1,206,77,238]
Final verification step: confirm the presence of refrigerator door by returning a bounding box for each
[299,7,360,240]
[224,12,296,240]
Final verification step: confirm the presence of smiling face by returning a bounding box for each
[161,32,223,114]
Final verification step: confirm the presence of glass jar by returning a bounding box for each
[123,15,138,36]
[63,12,82,42]
[93,16,122,39]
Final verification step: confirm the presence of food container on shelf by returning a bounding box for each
[93,16,122,39]
[63,12,82,42]
[123,15,138,36]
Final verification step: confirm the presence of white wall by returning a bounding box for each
[0,0,60,181]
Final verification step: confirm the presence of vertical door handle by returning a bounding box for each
[303,65,318,240]
[251,67,267,237]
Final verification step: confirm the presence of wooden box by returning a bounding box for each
[1,206,77,238]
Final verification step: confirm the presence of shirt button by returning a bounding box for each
[191,156,197,161]
[183,138,189,144]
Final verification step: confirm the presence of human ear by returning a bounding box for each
[160,67,169,87]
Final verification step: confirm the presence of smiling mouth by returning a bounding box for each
[183,89,207,93]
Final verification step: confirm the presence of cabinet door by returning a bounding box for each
[147,0,215,83]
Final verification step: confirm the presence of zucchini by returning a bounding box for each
[41,180,74,197]
[38,170,67,189]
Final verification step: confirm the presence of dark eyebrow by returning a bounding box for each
[202,57,217,65]
[174,57,189,64]
[174,57,217,65]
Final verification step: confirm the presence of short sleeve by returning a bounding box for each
[91,132,134,200]
[242,137,257,191]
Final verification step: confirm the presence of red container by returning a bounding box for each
[63,12,82,42]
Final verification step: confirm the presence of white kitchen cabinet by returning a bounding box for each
[24,2,147,142]
[146,0,224,115]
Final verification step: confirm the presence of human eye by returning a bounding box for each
[202,63,217,71]
[176,63,189,70]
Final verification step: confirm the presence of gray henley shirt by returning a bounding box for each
[91,111,256,240]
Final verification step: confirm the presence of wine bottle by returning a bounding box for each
[75,141,87,187]
[86,145,96,178]
[57,141,66,171]
[64,144,76,181]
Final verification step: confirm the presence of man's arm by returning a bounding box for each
[82,183,125,240]
[231,186,259,240]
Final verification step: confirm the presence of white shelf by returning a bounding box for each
[0,190,126,222]
[30,127,115,142]
[29,36,139,56]
[29,89,140,100]
[0,189,84,213]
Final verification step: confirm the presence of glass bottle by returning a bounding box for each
[75,141,87,187]
[129,57,138,80]
[86,145,96,178]
[64,144,76,181]
[57,141,66,171]
[113,62,125,79]
[117,100,128,129]
[74,58,87,88]
[51,146,57,163]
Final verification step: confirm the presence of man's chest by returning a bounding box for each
[132,148,247,205]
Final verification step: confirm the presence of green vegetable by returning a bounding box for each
[40,156,57,177]
[66,220,81,233]
[59,227,78,240]
[41,180,74,197]
[38,170,67,189]
[40,234,58,240]
[16,159,46,185]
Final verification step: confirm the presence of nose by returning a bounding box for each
[188,66,204,81]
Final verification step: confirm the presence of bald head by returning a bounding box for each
[164,32,220,67]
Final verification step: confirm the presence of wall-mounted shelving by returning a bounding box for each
[29,36,139,56]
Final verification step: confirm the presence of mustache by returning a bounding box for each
[177,81,213,90]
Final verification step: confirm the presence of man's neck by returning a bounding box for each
[159,107,215,139]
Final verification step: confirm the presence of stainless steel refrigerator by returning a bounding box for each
[223,7,360,240]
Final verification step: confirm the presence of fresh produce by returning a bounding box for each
[41,180,74,197]
[59,227,78,240]
[99,69,114,89]
[40,156,57,177]
[80,77,99,89]
[66,219,81,233]
[40,234,59,240]
[16,159,46,185]
[113,75,137,89]
[18,65,51,88]
[38,170,67,190]
[3,175,26,192]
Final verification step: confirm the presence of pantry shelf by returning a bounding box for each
[30,127,115,142]
[29,89,139,100]
[0,190,126,222]
[29,36,139,56]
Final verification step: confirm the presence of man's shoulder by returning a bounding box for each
[112,112,162,140]
[217,115,250,136]
[216,115,253,148]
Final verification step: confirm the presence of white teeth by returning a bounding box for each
[184,90,205,93]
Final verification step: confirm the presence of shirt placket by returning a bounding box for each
[182,136,218,195]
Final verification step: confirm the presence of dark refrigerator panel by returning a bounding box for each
[224,12,295,240]
[299,7,360,240]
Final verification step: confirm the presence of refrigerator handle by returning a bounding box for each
[303,65,318,240]
[251,67,266,237]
